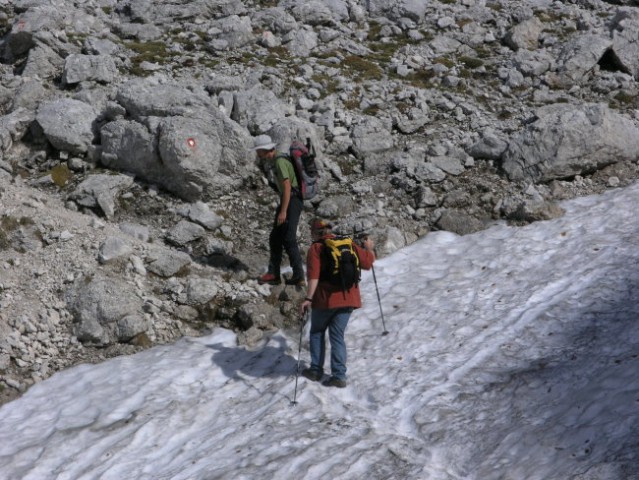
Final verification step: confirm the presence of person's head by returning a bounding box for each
[253,134,277,160]
[310,218,332,239]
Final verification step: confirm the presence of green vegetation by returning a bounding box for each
[126,40,176,76]
[263,46,292,67]
[50,164,73,188]
[610,91,638,109]
[343,55,384,81]
[367,21,384,41]
[459,56,484,69]
[311,73,340,97]
[433,56,455,69]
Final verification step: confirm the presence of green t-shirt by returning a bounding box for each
[273,155,299,194]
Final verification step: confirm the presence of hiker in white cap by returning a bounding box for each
[253,135,305,286]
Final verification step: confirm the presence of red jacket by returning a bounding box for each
[306,235,375,309]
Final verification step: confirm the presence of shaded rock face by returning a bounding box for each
[502,104,639,182]
[2,0,639,406]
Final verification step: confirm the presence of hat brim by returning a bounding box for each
[253,143,277,151]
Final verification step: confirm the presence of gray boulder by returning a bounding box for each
[502,103,639,182]
[206,15,254,51]
[101,111,252,201]
[251,8,297,34]
[115,79,214,120]
[232,85,290,134]
[0,109,35,155]
[98,236,133,264]
[146,250,192,277]
[611,10,639,80]
[351,116,393,157]
[165,220,206,246]
[504,17,543,51]
[367,0,427,22]
[36,99,97,154]
[70,173,134,219]
[67,275,145,346]
[62,54,117,85]
[436,209,486,235]
[467,130,508,161]
[21,43,66,80]
[553,34,612,86]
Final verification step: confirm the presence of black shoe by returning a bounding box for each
[284,275,305,286]
[322,377,347,388]
[301,368,322,381]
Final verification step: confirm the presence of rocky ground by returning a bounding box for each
[1,0,639,406]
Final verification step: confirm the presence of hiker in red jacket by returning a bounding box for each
[299,219,375,388]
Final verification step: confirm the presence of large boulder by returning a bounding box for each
[367,0,427,22]
[62,54,117,85]
[551,34,612,87]
[611,9,639,80]
[231,85,290,134]
[501,103,639,182]
[115,79,214,120]
[66,275,146,346]
[36,98,98,154]
[101,111,252,201]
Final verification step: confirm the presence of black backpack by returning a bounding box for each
[319,236,361,290]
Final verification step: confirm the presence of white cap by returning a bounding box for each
[253,134,277,151]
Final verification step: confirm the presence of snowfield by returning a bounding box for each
[1,182,638,480]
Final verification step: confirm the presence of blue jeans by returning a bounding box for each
[309,308,353,380]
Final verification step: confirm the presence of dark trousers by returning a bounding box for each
[269,195,304,278]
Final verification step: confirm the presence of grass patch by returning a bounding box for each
[610,91,638,109]
[311,73,340,96]
[126,40,176,76]
[459,56,484,69]
[343,55,384,81]
[433,56,455,69]
[363,104,380,116]
[367,21,384,41]
[263,46,292,67]
[400,69,437,89]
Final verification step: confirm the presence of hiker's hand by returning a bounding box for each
[300,299,312,314]
[277,210,287,225]
[362,237,374,251]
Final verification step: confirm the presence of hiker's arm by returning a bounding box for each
[357,240,376,270]
[277,178,291,225]
[300,278,319,313]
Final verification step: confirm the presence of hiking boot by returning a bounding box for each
[257,273,281,285]
[284,275,305,286]
[301,368,323,382]
[322,377,347,388]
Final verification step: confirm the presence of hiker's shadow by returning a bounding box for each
[206,334,299,380]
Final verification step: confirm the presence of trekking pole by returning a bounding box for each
[291,309,309,406]
[358,230,389,337]
[371,265,389,336]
